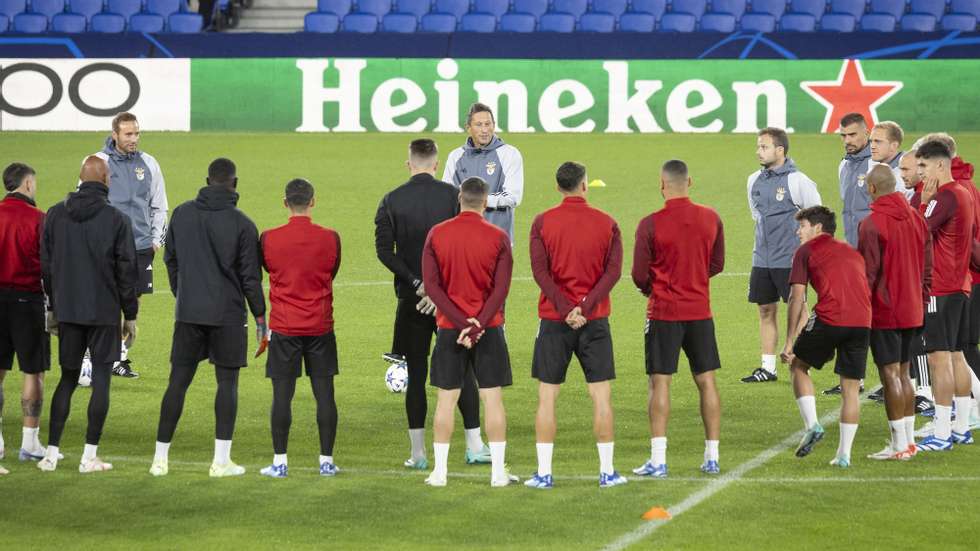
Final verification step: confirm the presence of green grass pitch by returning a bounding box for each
[1,132,979,550]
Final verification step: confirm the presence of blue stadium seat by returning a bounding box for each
[356,0,391,18]
[909,0,945,17]
[940,13,976,29]
[305,11,340,31]
[0,0,26,18]
[860,12,896,29]
[670,0,706,17]
[513,0,548,17]
[868,0,904,18]
[129,12,164,31]
[0,14,9,30]
[381,11,417,30]
[342,12,379,30]
[660,12,697,29]
[701,12,736,29]
[951,0,980,16]
[13,12,47,31]
[552,0,588,18]
[746,0,787,18]
[618,11,655,29]
[788,0,824,18]
[578,11,615,30]
[630,0,666,18]
[317,0,352,16]
[433,0,467,19]
[499,11,536,30]
[829,0,866,18]
[51,10,85,30]
[32,0,66,18]
[459,11,496,30]
[780,11,816,28]
[820,12,856,29]
[740,11,777,30]
[474,0,508,18]
[147,0,181,17]
[168,11,201,31]
[395,0,429,17]
[69,0,105,21]
[712,0,746,17]
[900,12,936,29]
[591,0,628,17]
[107,0,141,19]
[90,11,124,30]
[419,11,456,29]
[539,11,576,30]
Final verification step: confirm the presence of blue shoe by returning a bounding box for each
[950,430,974,445]
[916,435,954,452]
[259,463,288,478]
[465,445,492,464]
[632,461,668,478]
[18,448,44,462]
[523,472,553,489]
[700,460,720,474]
[795,424,825,457]
[599,471,628,488]
[404,457,428,470]
[320,461,339,476]
[828,455,850,468]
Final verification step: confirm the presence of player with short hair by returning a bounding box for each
[781,206,871,468]
[150,158,267,477]
[632,160,725,478]
[258,179,342,478]
[421,177,515,487]
[38,156,139,473]
[524,161,626,489]
[0,163,49,471]
[858,166,931,460]
[839,112,873,248]
[869,121,907,199]
[443,103,524,244]
[375,138,489,469]
[742,127,822,384]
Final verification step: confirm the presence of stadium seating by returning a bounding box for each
[0,14,8,30]
[909,0,946,18]
[780,12,817,29]
[355,0,391,19]
[629,0,666,19]
[671,0,707,18]
[538,10,575,30]
[434,0,467,19]
[578,11,615,30]
[51,11,85,30]
[146,0,182,18]
[952,0,980,16]
[711,0,747,18]
[940,13,977,30]
[740,12,777,30]
[474,0,509,19]
[396,0,430,18]
[552,0,588,19]
[790,0,826,18]
[31,0,66,19]
[342,12,379,30]
[69,0,105,22]
[617,11,655,30]
[499,11,536,30]
[900,12,936,30]
[317,0,352,17]
[305,11,340,31]
[0,0,26,18]
[13,11,47,31]
[168,11,202,32]
[700,12,737,30]
[381,11,417,31]
[107,0,141,20]
[869,0,905,19]
[459,11,495,30]
[747,0,787,18]
[591,0,628,17]
[419,11,456,30]
[660,12,697,30]
[90,11,124,31]
[130,12,165,31]
[829,0,867,18]
[820,12,857,30]
[860,12,897,29]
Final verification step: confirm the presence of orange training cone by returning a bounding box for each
[641,507,672,521]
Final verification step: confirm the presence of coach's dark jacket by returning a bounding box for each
[41,182,139,324]
[164,185,265,326]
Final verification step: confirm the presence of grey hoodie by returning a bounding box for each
[839,142,872,247]
[443,135,524,243]
[747,159,822,269]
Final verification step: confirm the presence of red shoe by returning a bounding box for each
[907,443,918,457]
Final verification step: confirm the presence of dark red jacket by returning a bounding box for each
[0,193,45,296]
[260,216,341,336]
[422,211,512,330]
[951,157,980,284]
[790,233,871,328]
[857,192,932,329]
[632,197,724,321]
[925,182,974,296]
[529,196,622,321]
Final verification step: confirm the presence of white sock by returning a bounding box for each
[888,419,908,452]
[536,442,553,476]
[214,439,232,465]
[45,445,59,461]
[82,444,98,462]
[597,442,614,475]
[464,428,485,453]
[904,416,916,446]
[953,396,972,434]
[154,441,171,462]
[651,437,667,465]
[273,453,287,466]
[408,428,426,460]
[796,395,818,429]
[761,354,777,374]
[21,427,39,451]
[837,423,857,458]
[489,441,506,482]
[704,440,719,462]
[320,455,333,466]
[433,442,449,477]
[916,385,934,401]
[973,399,980,419]
[969,368,980,400]
[934,405,952,440]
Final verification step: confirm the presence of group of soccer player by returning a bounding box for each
[1,104,978,487]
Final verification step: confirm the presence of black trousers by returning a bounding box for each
[156,361,240,443]
[270,376,337,456]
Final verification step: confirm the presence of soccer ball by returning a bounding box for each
[385,362,409,393]
[78,355,93,387]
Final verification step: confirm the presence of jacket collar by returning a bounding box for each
[4,191,36,206]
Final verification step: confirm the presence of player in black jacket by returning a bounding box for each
[38,156,138,473]
[150,158,267,478]
[374,138,487,469]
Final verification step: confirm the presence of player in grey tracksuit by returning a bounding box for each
[838,114,873,248]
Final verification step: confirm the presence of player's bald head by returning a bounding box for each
[79,155,109,185]
[867,164,896,199]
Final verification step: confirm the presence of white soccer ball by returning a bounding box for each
[78,356,93,387]
[385,362,409,393]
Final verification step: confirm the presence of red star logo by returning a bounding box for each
[800,59,903,134]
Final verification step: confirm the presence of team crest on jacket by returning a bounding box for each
[486,161,496,175]
[857,174,866,187]
[135,167,145,181]
[775,187,786,201]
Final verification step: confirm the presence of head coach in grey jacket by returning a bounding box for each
[442,103,524,245]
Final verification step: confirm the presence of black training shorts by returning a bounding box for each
[645,318,721,375]
[266,331,338,379]
[58,322,120,371]
[137,248,155,296]
[870,327,919,366]
[923,294,968,353]
[532,318,614,384]
[0,295,49,374]
[170,321,248,368]
[748,267,791,305]
[430,326,511,390]
[793,315,869,380]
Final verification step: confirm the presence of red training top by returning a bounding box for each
[952,157,980,284]
[529,196,622,321]
[857,192,932,329]
[925,181,974,296]
[790,233,871,328]
[260,216,341,336]
[631,197,725,321]
[0,193,45,295]
[422,211,512,330]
